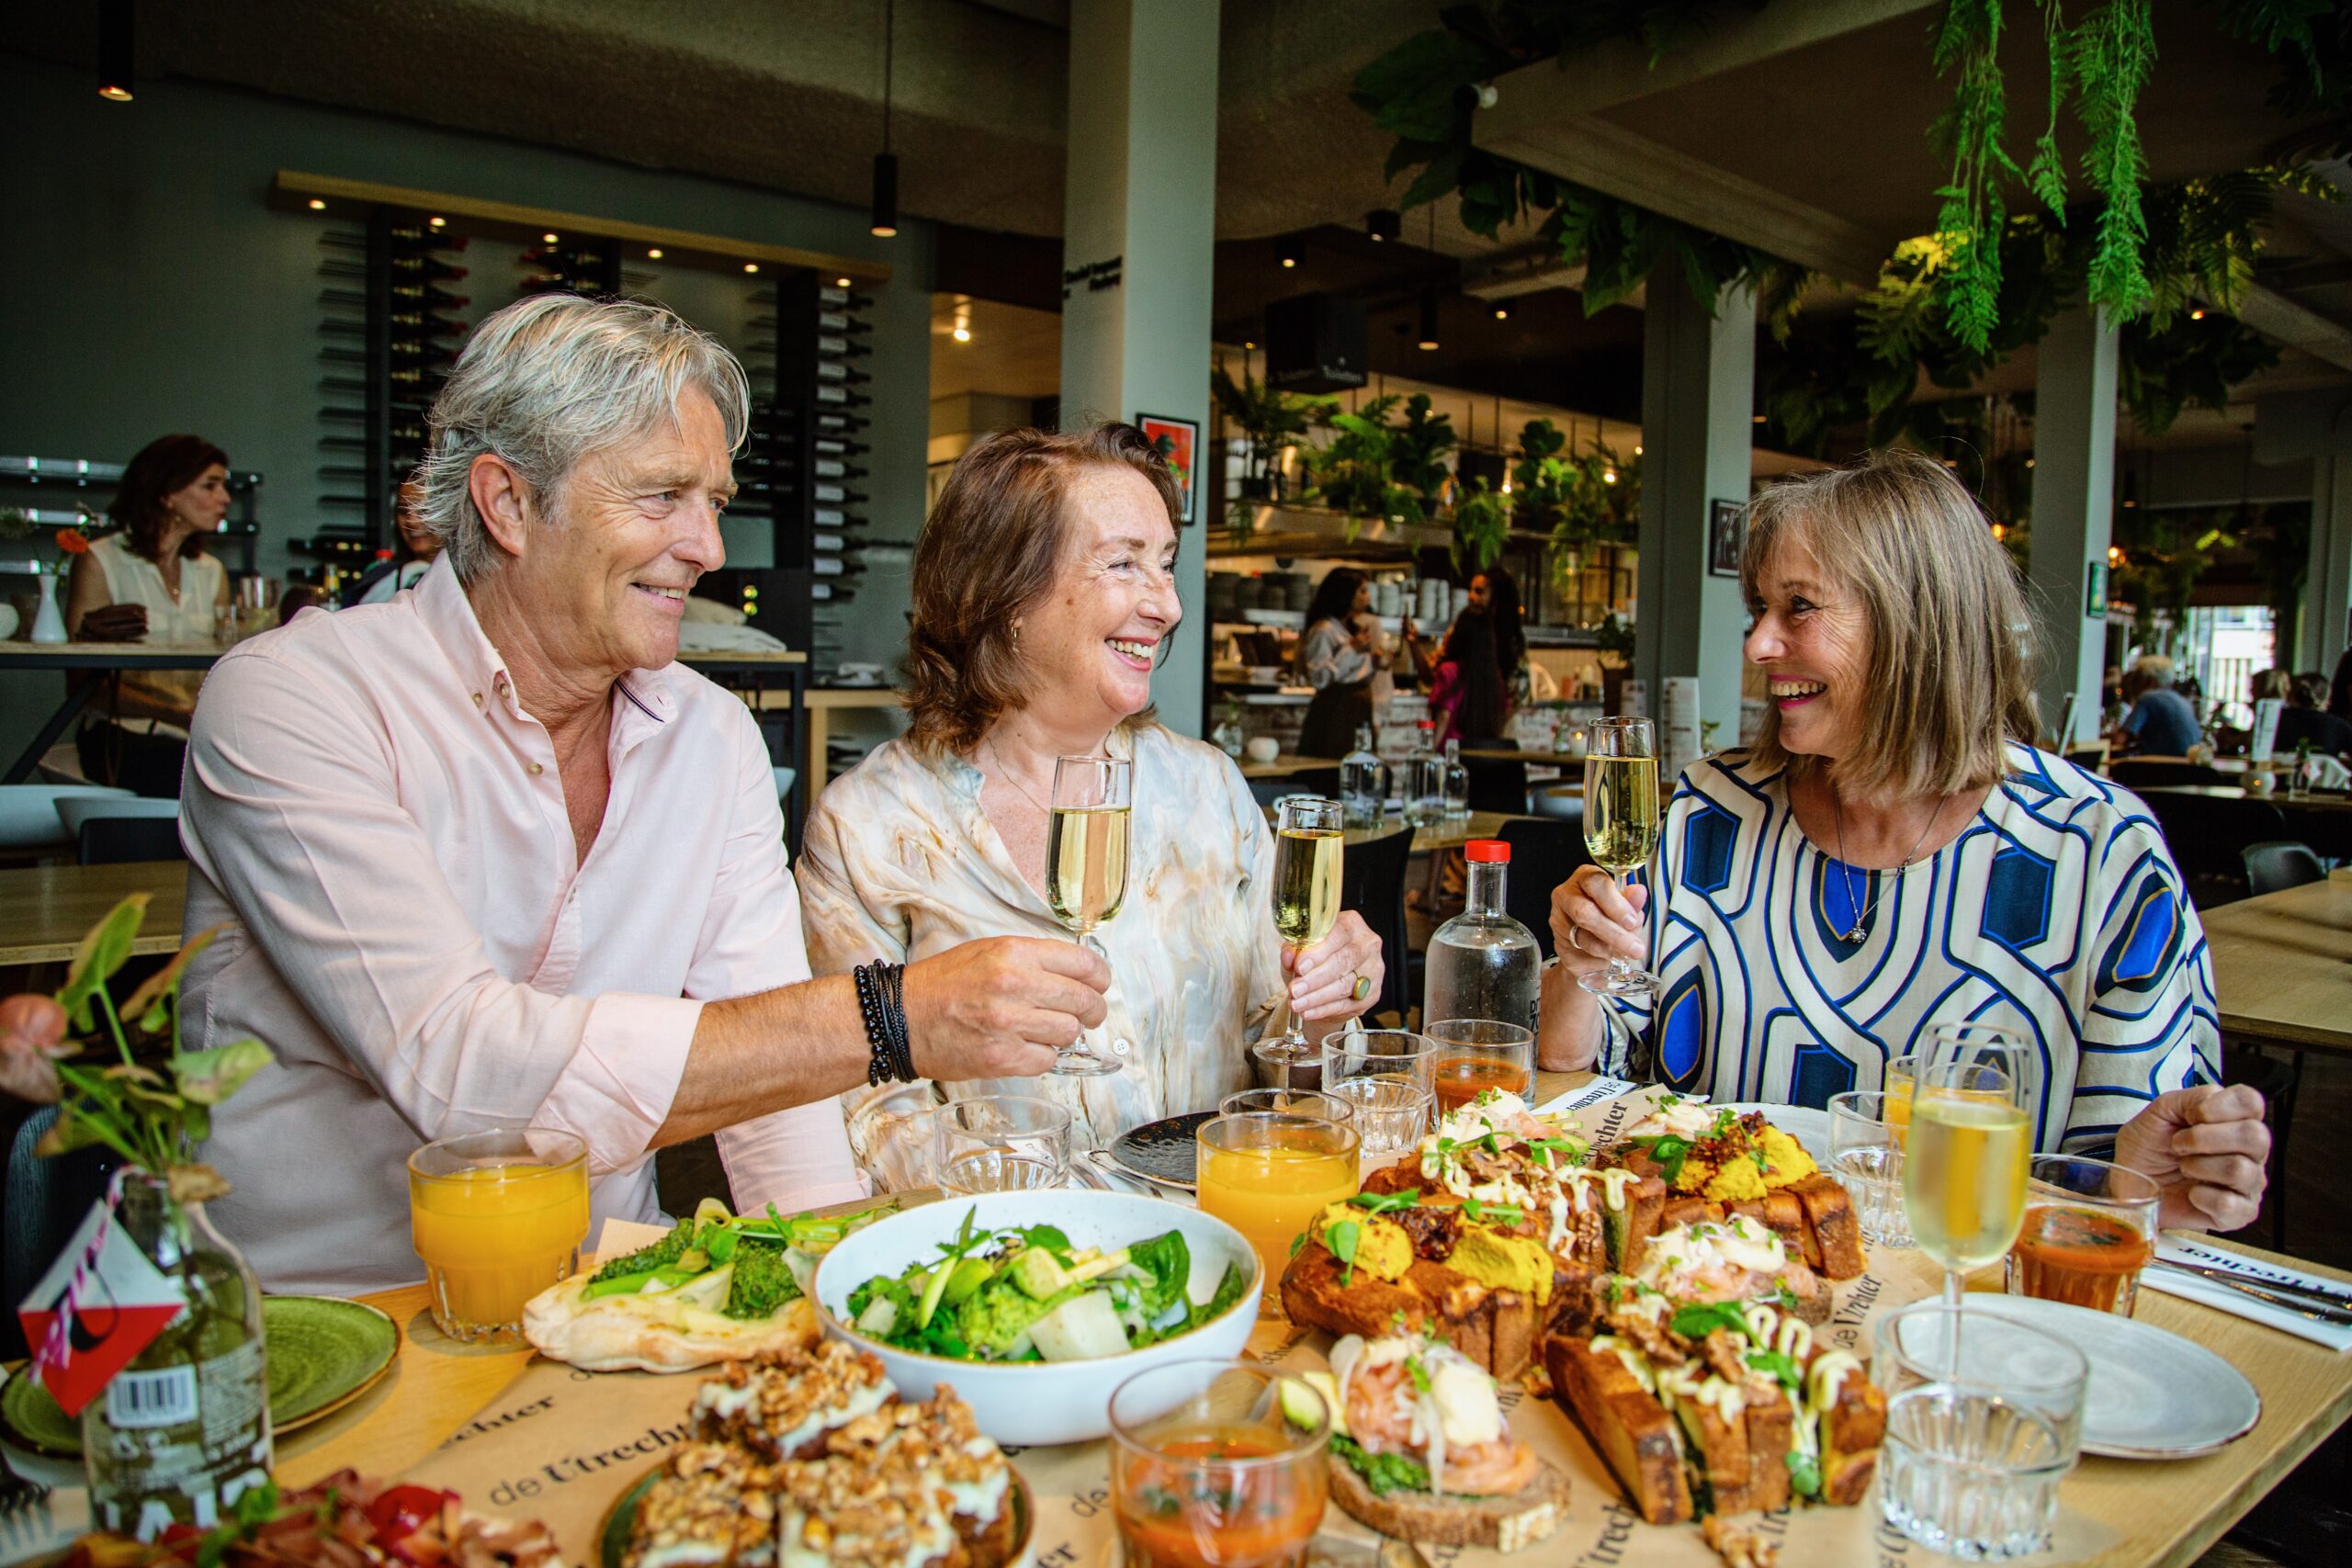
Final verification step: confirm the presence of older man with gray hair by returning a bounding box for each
[181,296,1108,1292]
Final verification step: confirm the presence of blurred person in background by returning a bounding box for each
[2112,655,2202,756]
[1295,566,1376,758]
[345,479,444,605]
[64,434,235,796]
[2280,671,2352,760]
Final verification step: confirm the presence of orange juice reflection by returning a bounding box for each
[1196,1113,1358,1307]
[409,1130,589,1341]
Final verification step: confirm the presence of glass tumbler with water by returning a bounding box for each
[934,1095,1074,1193]
[1828,1090,1912,1247]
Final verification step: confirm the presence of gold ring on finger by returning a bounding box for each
[1351,973,1373,1002]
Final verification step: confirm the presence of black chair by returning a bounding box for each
[2242,840,2325,897]
[1498,816,1592,962]
[2,1106,120,1361]
[1461,741,1528,815]
[1247,768,1341,810]
[1339,826,1414,1023]
[80,815,187,865]
[2139,793,2285,907]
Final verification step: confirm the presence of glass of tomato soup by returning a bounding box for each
[2007,1155,2161,1315]
[1109,1361,1329,1568]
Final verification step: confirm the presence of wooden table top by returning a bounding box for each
[1236,752,1340,779]
[233,1065,2352,1568]
[0,860,187,967]
[2199,870,2352,1055]
[2137,783,2352,812]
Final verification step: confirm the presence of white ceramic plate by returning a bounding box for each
[1713,1101,1833,1165]
[810,1190,1261,1447]
[1963,1295,2262,1459]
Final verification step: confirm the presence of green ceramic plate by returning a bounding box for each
[598,1458,1034,1568]
[1,1295,399,1457]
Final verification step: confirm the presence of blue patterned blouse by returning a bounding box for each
[1596,743,2220,1152]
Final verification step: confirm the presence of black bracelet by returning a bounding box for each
[880,961,915,1082]
[855,964,897,1086]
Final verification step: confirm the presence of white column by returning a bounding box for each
[1634,279,1755,751]
[2302,446,2352,672]
[1060,0,1218,736]
[2028,304,2119,745]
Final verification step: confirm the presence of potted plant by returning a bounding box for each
[1211,357,1327,502]
[13,897,274,1538]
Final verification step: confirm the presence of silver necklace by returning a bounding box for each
[1829,788,1941,943]
[985,735,1052,814]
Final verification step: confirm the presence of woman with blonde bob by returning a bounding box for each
[798,423,1384,1150]
[1541,448,2269,1233]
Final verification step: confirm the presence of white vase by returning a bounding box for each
[29,570,66,644]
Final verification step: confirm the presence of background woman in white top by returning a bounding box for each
[64,434,233,795]
[1295,567,1377,758]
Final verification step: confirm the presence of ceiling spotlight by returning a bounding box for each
[542,232,560,244]
[953,323,971,344]
[648,247,664,259]
[1602,468,1618,485]
[1279,241,1300,269]
[1242,339,1257,350]
[2108,545,2126,567]
[1417,287,1441,352]
[1633,445,1643,456]
[836,276,853,288]
[1751,413,1767,423]
[98,0,133,101]
[744,263,760,274]
[871,0,900,237]
[2189,308,2206,321]
[1365,209,1401,243]
[1493,303,1510,321]
[306,198,326,211]
[427,216,446,229]
[1991,523,2007,541]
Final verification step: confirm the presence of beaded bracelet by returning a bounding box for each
[854,963,904,1087]
[878,961,915,1082]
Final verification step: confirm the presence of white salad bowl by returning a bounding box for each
[811,1190,1261,1445]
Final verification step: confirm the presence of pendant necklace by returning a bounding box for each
[1830,788,1941,943]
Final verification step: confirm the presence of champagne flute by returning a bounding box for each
[1577,716,1661,998]
[1903,1023,2036,1309]
[1046,754,1132,1077]
[1251,796,1345,1077]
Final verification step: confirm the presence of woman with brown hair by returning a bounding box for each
[1543,448,2269,1234]
[64,434,235,795]
[797,423,1384,1146]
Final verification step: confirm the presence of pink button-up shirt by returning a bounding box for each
[179,558,862,1293]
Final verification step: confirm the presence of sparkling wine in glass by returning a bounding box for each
[1904,1024,2035,1310]
[1253,795,1345,1075]
[1046,754,1132,1076]
[1578,716,1661,998]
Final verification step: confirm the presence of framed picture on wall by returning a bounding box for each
[2086,561,2108,616]
[1707,498,1744,578]
[1137,413,1200,524]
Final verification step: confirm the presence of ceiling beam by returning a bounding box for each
[1476,113,1889,282]
[2233,283,2352,374]
[1476,0,1942,140]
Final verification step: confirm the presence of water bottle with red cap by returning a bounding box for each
[1422,838,1540,1035]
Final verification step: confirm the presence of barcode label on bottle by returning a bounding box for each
[105,1365,199,1429]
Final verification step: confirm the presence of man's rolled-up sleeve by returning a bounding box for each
[692,708,867,1213]
[183,649,701,1174]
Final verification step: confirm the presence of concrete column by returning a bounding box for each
[1634,279,1756,752]
[2027,304,2119,745]
[2302,446,2352,672]
[1059,0,1217,736]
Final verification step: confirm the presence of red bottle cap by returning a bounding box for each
[1465,840,1509,863]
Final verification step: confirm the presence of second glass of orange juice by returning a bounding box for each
[1196,1112,1359,1317]
[409,1126,590,1342]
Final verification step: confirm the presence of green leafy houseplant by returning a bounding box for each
[1211,357,1329,502]
[23,896,275,1539]
[1452,479,1511,573]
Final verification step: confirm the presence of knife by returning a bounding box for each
[2155,1261,2352,1325]
[2163,1255,2352,1308]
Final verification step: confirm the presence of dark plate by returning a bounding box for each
[1106,1111,1215,1191]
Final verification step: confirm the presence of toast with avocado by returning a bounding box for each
[1281,1337,1569,1553]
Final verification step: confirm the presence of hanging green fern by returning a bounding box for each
[2069,0,2156,313]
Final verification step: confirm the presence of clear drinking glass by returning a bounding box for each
[408,1126,590,1344]
[1873,1301,2091,1462]
[2008,1154,2161,1316]
[1251,796,1346,1077]
[933,1095,1074,1193]
[1903,1024,2036,1308]
[1828,1090,1913,1247]
[1195,1112,1360,1319]
[1047,753,1133,1076]
[1321,1026,1437,1095]
[1879,1385,2075,1562]
[1421,1018,1535,1118]
[1325,1077,1433,1173]
[1577,716,1660,998]
[1220,1088,1355,1122]
[845,1083,938,1193]
[1109,1361,1329,1568]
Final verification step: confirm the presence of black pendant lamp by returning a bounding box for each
[1417,207,1442,351]
[98,0,134,101]
[871,0,899,237]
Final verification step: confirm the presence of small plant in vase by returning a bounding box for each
[12,897,275,1538]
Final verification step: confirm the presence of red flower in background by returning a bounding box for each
[54,528,89,556]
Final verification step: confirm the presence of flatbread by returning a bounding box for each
[520,1279,820,1373]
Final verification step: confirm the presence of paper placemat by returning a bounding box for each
[2143,1234,2352,1351]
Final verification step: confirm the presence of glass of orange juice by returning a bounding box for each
[409,1126,591,1343]
[1196,1112,1359,1318]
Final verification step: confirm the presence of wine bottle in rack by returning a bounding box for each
[816,312,873,333]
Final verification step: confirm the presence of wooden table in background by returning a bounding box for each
[754,684,899,801]
[0,860,186,968]
[2199,869,2352,1056]
[1236,752,1340,780]
[2137,783,2352,813]
[239,1066,2352,1568]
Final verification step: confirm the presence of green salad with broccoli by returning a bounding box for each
[842,1209,1252,1362]
[579,1195,892,1320]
